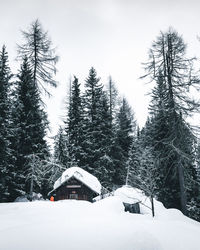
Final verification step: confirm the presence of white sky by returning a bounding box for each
[1,0,200,138]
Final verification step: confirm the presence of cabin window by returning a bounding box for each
[69,193,78,199]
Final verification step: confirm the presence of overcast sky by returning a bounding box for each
[1,0,200,138]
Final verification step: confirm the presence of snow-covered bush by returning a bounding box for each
[31,192,44,201]
[15,192,44,202]
[14,196,29,202]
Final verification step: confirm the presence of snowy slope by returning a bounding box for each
[0,197,200,250]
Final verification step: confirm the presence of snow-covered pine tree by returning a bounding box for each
[142,28,200,215]
[77,68,115,187]
[142,75,174,208]
[106,76,119,128]
[81,68,104,176]
[112,97,135,185]
[44,125,75,193]
[95,92,114,188]
[128,144,158,217]
[8,86,26,201]
[66,76,84,167]
[141,76,199,218]
[14,56,49,199]
[53,127,69,177]
[0,45,12,202]
[176,116,200,220]
[25,154,44,201]
[189,142,200,221]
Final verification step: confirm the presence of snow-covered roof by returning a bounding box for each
[53,167,101,194]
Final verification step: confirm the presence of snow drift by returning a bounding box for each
[0,196,200,250]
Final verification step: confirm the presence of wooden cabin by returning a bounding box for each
[49,167,101,202]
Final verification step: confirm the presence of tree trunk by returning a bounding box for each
[30,165,34,202]
[33,32,37,88]
[177,160,187,215]
[151,195,155,217]
[125,163,130,186]
[109,77,113,127]
[166,37,187,215]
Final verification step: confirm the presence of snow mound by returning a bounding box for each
[158,208,184,220]
[53,166,101,194]
[93,196,124,214]
[114,186,145,203]
[0,200,200,250]
[157,208,200,226]
[114,186,166,215]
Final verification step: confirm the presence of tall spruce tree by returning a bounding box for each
[54,127,69,170]
[112,97,135,185]
[14,57,49,198]
[67,76,84,167]
[0,45,12,202]
[142,28,200,214]
[106,76,119,127]
[81,68,115,186]
[95,93,114,187]
[144,76,174,208]
[81,68,104,176]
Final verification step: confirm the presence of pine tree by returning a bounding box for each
[37,127,69,193]
[142,28,200,214]
[106,76,119,127]
[67,76,84,166]
[143,76,174,208]
[81,68,104,176]
[0,45,12,201]
[54,127,69,170]
[128,144,158,217]
[96,93,114,187]
[143,78,198,214]
[51,126,70,185]
[189,142,200,221]
[76,68,116,187]
[14,56,49,199]
[112,98,135,185]
[8,90,26,200]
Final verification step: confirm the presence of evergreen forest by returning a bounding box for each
[0,20,200,222]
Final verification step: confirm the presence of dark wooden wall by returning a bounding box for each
[53,177,97,202]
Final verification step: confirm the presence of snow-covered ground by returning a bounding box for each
[0,196,200,250]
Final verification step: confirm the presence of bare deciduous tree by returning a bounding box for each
[18,19,58,96]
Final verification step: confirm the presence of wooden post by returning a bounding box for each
[151,196,155,217]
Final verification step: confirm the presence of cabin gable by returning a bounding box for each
[52,176,98,202]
